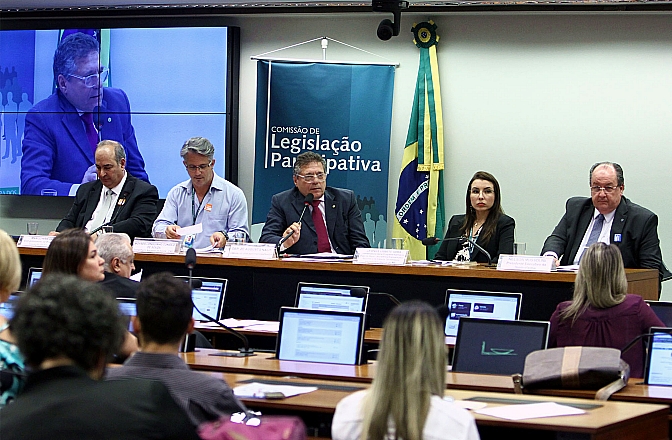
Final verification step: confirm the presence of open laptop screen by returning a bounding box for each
[26,267,42,288]
[175,276,227,321]
[444,289,522,337]
[452,318,549,375]
[276,307,366,365]
[646,301,672,327]
[295,282,369,313]
[0,293,21,320]
[117,298,137,332]
[645,327,672,386]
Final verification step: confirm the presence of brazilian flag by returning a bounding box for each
[393,21,445,260]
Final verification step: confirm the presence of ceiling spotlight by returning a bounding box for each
[372,0,409,41]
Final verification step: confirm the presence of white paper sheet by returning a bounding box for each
[176,223,203,236]
[234,382,318,398]
[475,402,586,420]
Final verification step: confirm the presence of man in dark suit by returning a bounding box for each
[21,32,148,196]
[0,274,199,440]
[260,151,370,255]
[96,232,139,298]
[542,161,670,282]
[53,140,158,239]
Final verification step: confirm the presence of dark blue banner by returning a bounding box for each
[253,61,395,247]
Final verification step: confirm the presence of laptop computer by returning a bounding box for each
[646,301,672,327]
[275,307,366,365]
[644,327,672,386]
[0,292,21,320]
[295,282,370,313]
[444,289,522,338]
[175,276,227,321]
[117,297,137,332]
[452,317,550,375]
[26,267,42,288]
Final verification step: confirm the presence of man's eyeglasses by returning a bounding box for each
[68,67,109,88]
[590,186,618,194]
[185,162,213,172]
[295,172,326,183]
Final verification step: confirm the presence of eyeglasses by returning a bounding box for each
[590,186,618,194]
[185,162,212,172]
[295,172,326,183]
[471,188,494,196]
[68,66,109,88]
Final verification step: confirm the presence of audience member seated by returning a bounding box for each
[548,243,664,378]
[106,272,246,426]
[0,229,24,406]
[331,301,480,440]
[0,275,199,440]
[43,228,138,357]
[435,171,514,263]
[96,232,139,298]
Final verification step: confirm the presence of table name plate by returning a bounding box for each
[353,248,409,266]
[16,235,55,249]
[497,254,556,273]
[223,243,278,260]
[132,238,182,254]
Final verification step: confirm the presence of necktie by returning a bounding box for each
[89,189,114,232]
[81,112,98,154]
[311,200,331,253]
[586,214,605,247]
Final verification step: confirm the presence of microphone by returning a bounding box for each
[422,236,494,267]
[183,249,255,357]
[350,287,401,306]
[277,193,314,250]
[89,222,110,236]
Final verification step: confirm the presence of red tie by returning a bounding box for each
[81,112,98,154]
[311,200,331,253]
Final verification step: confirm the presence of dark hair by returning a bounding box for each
[293,151,326,175]
[589,162,624,186]
[136,273,193,345]
[43,229,92,276]
[53,32,99,81]
[460,171,504,245]
[11,274,125,371]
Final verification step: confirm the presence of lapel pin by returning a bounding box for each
[332,204,336,209]
[117,198,126,206]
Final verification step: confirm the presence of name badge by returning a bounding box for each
[204,203,212,212]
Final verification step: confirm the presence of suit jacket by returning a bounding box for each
[541,196,670,280]
[435,214,515,263]
[99,272,139,299]
[56,174,158,239]
[0,365,199,440]
[260,187,370,255]
[21,88,149,196]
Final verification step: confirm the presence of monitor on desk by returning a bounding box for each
[644,327,672,386]
[646,301,672,327]
[295,282,370,313]
[444,289,522,337]
[175,276,227,321]
[26,267,42,288]
[452,318,549,375]
[276,307,366,365]
[0,292,21,320]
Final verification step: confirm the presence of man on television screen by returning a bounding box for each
[152,137,249,249]
[20,31,149,196]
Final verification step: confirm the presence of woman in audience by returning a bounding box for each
[0,229,25,406]
[548,242,663,378]
[43,228,105,282]
[332,301,479,440]
[43,228,137,357]
[435,171,514,263]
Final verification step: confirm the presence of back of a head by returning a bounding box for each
[95,233,132,270]
[364,301,446,440]
[43,229,91,276]
[136,273,193,345]
[576,242,628,309]
[11,274,124,372]
[0,229,21,296]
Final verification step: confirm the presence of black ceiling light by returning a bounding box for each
[373,0,409,41]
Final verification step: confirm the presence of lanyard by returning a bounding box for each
[191,187,207,226]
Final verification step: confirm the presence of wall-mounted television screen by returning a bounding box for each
[0,25,238,198]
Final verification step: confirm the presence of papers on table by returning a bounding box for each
[281,253,353,263]
[556,265,580,272]
[234,382,318,399]
[129,269,143,282]
[194,244,222,254]
[474,402,586,420]
[197,319,280,332]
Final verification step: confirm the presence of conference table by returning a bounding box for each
[214,371,668,440]
[17,246,659,325]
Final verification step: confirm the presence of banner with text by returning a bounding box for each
[253,61,395,248]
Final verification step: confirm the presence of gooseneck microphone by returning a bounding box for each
[422,236,494,267]
[277,193,314,250]
[350,287,402,306]
[184,248,255,357]
[89,222,111,236]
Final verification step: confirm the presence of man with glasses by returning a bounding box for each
[152,137,249,249]
[260,151,370,255]
[542,161,670,284]
[21,32,148,195]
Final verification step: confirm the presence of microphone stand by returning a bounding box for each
[277,193,314,253]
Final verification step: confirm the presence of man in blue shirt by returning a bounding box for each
[152,137,249,249]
